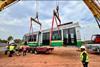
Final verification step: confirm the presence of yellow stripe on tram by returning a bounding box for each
[51,40,63,42]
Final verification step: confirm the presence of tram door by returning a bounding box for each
[63,28,77,46]
[63,29,69,46]
[42,32,50,46]
[69,28,77,45]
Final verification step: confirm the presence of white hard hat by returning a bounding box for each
[9,40,14,44]
[80,46,86,49]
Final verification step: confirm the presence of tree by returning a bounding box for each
[2,40,8,43]
[7,36,13,44]
[14,39,23,46]
[0,38,8,43]
[14,39,21,43]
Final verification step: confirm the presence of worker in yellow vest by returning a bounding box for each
[8,45,15,57]
[80,46,89,67]
[5,44,10,55]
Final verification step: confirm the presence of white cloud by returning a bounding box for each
[0,0,99,40]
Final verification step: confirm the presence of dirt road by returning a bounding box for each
[0,47,100,67]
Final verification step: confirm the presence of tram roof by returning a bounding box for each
[24,22,80,36]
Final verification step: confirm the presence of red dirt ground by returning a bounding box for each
[0,47,100,67]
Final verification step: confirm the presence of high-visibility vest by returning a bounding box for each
[6,45,10,50]
[80,51,89,62]
[9,46,15,51]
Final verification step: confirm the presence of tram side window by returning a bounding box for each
[26,36,29,41]
[43,32,49,40]
[63,29,68,39]
[52,30,61,40]
[28,35,32,42]
[28,35,36,42]
[33,35,36,41]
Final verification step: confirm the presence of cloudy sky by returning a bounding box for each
[0,0,100,41]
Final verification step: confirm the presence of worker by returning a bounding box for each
[17,45,23,56]
[22,45,27,56]
[5,44,10,55]
[80,46,89,67]
[8,45,15,57]
[24,41,27,45]
[24,41,30,53]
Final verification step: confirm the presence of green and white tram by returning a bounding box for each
[23,22,82,47]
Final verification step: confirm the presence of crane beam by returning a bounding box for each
[83,0,100,29]
[0,0,19,11]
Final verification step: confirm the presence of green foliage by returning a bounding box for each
[14,39,21,43]
[14,39,24,46]
[0,38,7,43]
[7,36,13,42]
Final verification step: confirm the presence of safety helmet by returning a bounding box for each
[9,40,14,45]
[80,46,86,49]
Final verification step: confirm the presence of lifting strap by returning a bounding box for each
[50,5,61,45]
[29,0,42,42]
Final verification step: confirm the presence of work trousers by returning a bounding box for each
[23,50,27,56]
[9,50,14,57]
[5,50,9,55]
[82,62,88,67]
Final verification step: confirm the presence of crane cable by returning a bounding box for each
[56,0,59,17]
[29,0,39,41]
[94,17,100,29]
[30,0,39,33]
[35,0,41,31]
[35,0,38,19]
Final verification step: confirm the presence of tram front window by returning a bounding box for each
[52,30,61,40]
